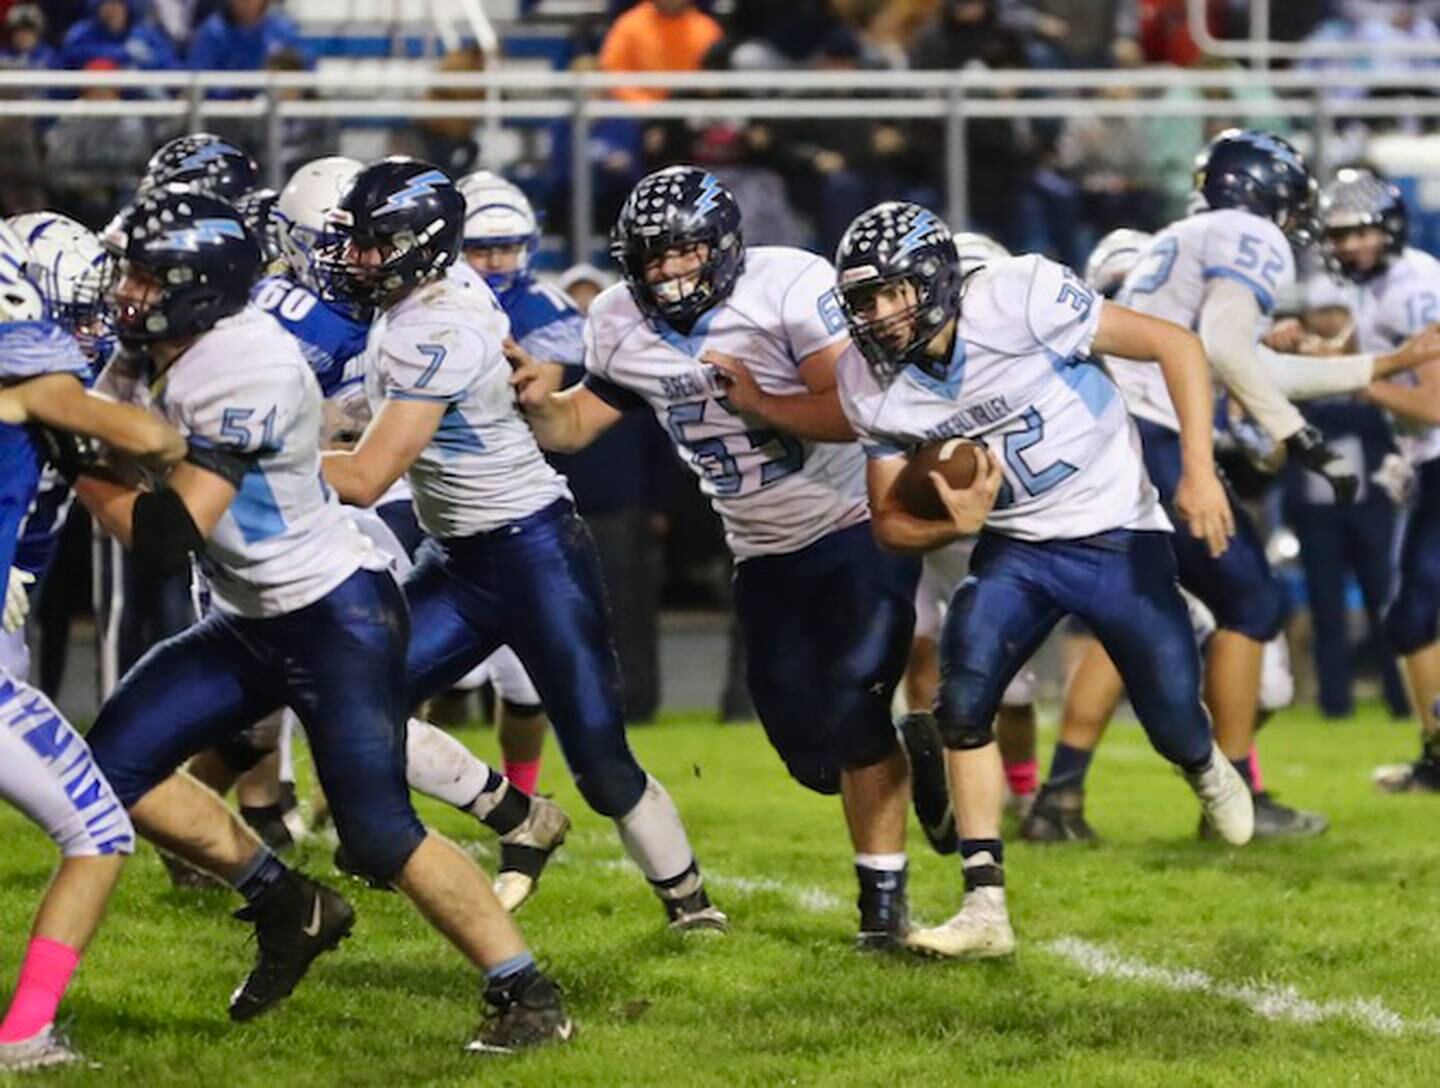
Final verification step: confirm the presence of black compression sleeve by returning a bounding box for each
[131,488,205,579]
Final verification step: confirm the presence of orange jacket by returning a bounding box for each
[598,2,724,102]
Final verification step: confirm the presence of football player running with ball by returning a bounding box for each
[832,201,1252,959]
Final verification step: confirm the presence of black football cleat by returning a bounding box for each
[895,711,956,855]
[228,873,354,1022]
[1374,753,1440,793]
[1020,784,1099,844]
[467,971,574,1055]
[1199,791,1327,840]
[855,872,909,953]
[663,886,730,933]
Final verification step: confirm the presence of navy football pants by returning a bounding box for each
[88,568,425,880]
[403,500,646,818]
[939,530,1212,770]
[1387,458,1440,655]
[733,522,920,795]
[1137,418,1288,642]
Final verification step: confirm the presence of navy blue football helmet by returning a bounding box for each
[141,133,260,204]
[1193,129,1318,245]
[834,201,961,387]
[1318,167,1408,283]
[102,186,260,347]
[234,186,282,269]
[321,157,463,307]
[610,166,745,328]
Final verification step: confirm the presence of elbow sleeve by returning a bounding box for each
[132,489,205,580]
[1199,280,1307,442]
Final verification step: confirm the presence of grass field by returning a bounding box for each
[5,704,1440,1087]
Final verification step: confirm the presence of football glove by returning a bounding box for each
[3,567,35,634]
[1286,425,1358,505]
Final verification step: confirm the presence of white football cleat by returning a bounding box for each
[494,794,570,913]
[1183,744,1254,845]
[0,1024,83,1072]
[905,887,1016,959]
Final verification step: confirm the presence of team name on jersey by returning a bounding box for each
[924,395,1012,441]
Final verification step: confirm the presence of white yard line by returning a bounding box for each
[1044,936,1440,1038]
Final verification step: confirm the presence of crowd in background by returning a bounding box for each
[7,0,1440,722]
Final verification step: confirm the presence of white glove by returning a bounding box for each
[3,567,35,634]
[1372,452,1416,507]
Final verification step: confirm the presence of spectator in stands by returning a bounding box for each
[910,0,1034,70]
[2,5,57,68]
[1056,83,1165,239]
[189,0,311,91]
[412,43,485,175]
[1026,0,1140,68]
[598,0,723,102]
[59,0,178,71]
[727,0,843,67]
[43,57,153,224]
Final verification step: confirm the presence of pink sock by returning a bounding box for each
[0,938,80,1044]
[504,759,541,796]
[1248,747,1266,793]
[1004,759,1038,798]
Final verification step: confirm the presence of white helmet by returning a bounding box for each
[7,211,110,358]
[276,155,364,291]
[952,232,1010,278]
[456,170,539,295]
[0,219,46,325]
[1084,228,1153,299]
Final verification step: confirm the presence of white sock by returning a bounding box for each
[854,852,907,872]
[278,710,296,785]
[405,717,499,810]
[615,775,699,896]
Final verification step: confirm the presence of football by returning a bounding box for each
[892,439,985,521]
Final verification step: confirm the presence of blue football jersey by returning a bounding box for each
[0,320,90,575]
[250,275,371,399]
[502,279,585,367]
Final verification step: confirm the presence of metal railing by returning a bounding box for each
[3,66,1439,261]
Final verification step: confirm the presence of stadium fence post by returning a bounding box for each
[570,78,592,266]
[945,81,969,230]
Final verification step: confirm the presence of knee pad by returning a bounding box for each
[330,818,423,884]
[784,754,843,796]
[935,715,996,751]
[1386,595,1439,656]
[573,754,647,818]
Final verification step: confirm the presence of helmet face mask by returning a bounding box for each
[834,202,960,388]
[457,170,539,298]
[319,159,462,309]
[277,156,364,295]
[1319,168,1408,284]
[611,166,745,329]
[101,186,259,349]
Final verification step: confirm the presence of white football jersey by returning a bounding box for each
[583,246,867,559]
[1108,207,1297,431]
[362,262,571,538]
[98,307,383,618]
[1345,247,1440,465]
[838,255,1170,543]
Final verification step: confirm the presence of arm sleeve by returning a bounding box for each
[1023,255,1102,360]
[781,256,850,361]
[377,324,487,402]
[1257,344,1377,401]
[1198,277,1307,442]
[581,372,646,412]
